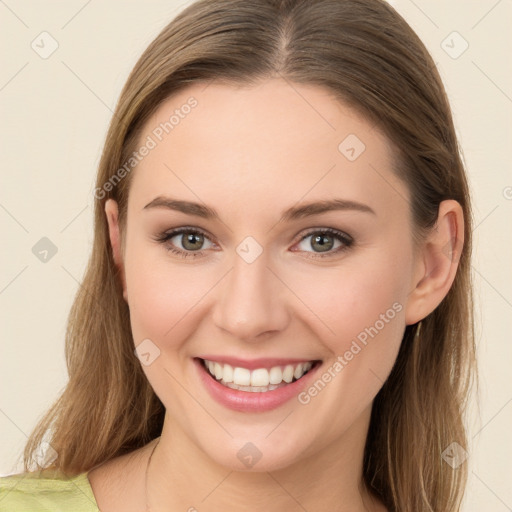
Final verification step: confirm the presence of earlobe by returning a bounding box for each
[404,199,464,325]
[104,199,128,301]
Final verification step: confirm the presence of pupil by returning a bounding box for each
[312,234,333,252]
[183,233,203,250]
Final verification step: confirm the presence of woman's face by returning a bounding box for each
[106,78,428,471]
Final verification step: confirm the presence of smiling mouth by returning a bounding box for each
[198,358,322,393]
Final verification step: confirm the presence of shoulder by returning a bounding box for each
[0,469,100,512]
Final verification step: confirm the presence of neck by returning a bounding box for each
[146,405,384,512]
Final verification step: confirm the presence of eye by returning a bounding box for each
[154,226,354,260]
[154,227,215,259]
[292,228,353,258]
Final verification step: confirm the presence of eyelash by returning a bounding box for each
[154,226,354,260]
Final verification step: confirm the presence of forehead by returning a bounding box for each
[128,78,408,222]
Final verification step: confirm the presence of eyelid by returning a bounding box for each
[295,226,353,244]
[154,226,217,250]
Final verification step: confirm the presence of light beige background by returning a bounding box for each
[1,1,511,510]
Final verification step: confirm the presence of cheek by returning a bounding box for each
[123,239,206,346]
[123,245,213,412]
[291,248,410,345]
[288,246,410,414]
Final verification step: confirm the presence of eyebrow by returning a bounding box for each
[143,196,376,221]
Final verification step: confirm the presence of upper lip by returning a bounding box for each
[196,356,321,370]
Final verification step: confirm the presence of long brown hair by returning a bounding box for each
[23,1,477,510]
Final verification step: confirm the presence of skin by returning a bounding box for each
[89,78,464,512]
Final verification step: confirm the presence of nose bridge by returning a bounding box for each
[212,243,289,341]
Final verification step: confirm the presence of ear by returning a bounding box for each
[404,199,464,325]
[105,199,128,302]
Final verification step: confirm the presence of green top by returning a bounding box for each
[0,469,100,511]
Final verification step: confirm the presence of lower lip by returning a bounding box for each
[194,358,321,413]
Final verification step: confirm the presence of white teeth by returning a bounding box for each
[214,362,223,380]
[282,365,294,383]
[251,368,269,387]
[222,364,234,383]
[233,367,251,386]
[269,366,283,385]
[202,359,315,390]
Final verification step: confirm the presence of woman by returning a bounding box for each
[0,0,476,510]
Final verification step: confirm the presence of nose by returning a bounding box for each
[212,248,290,342]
